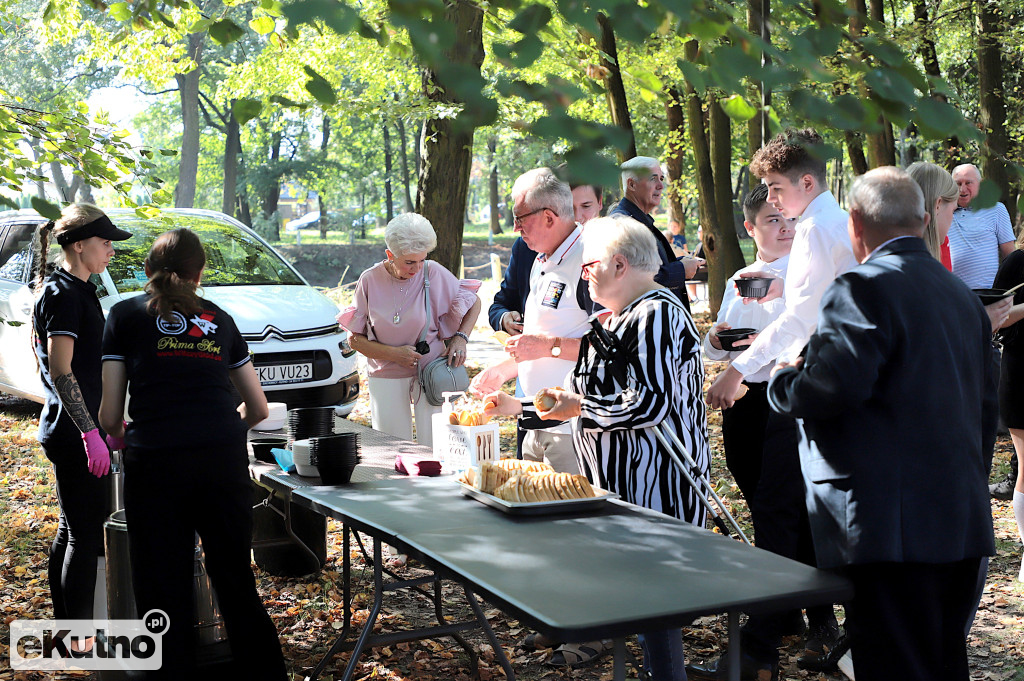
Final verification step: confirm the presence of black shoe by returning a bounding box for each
[779,611,806,637]
[686,652,778,681]
[797,621,842,671]
[991,473,1017,501]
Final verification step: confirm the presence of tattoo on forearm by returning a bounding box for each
[53,372,97,433]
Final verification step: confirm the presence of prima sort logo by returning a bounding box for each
[10,609,168,671]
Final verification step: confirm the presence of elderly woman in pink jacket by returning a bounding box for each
[339,213,481,445]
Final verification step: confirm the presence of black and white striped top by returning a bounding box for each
[524,287,709,524]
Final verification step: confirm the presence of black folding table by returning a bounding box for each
[253,461,851,681]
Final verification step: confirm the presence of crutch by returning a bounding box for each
[586,317,751,545]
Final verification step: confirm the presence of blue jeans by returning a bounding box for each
[638,628,687,681]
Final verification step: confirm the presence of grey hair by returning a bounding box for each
[951,163,981,182]
[582,216,661,274]
[510,168,574,221]
[848,166,925,234]
[384,213,437,256]
[620,156,661,192]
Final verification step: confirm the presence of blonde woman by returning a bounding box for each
[32,204,131,651]
[907,161,959,268]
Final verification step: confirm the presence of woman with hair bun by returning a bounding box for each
[99,228,286,680]
[32,203,132,653]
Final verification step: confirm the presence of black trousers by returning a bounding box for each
[741,412,836,662]
[844,558,981,681]
[720,382,769,506]
[124,443,286,681]
[45,442,108,621]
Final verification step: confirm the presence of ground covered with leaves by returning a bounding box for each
[1,311,1023,680]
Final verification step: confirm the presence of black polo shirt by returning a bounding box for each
[33,268,106,452]
[102,295,252,451]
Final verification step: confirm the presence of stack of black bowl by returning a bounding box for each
[309,433,361,485]
[288,406,335,444]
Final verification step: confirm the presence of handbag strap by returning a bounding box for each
[419,262,431,345]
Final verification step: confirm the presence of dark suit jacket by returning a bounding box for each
[488,237,537,331]
[609,198,691,314]
[767,237,996,569]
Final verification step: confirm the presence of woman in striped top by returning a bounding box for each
[485,215,709,681]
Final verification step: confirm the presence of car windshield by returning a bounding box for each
[104,214,304,293]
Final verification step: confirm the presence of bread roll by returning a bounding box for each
[449,411,461,425]
[534,390,556,412]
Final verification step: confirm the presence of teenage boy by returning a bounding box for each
[693,129,857,681]
[703,184,794,505]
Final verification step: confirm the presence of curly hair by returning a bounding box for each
[750,128,827,186]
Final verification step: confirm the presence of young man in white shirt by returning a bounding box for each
[693,129,854,681]
[703,184,794,504]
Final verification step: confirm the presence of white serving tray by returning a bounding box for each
[457,481,618,516]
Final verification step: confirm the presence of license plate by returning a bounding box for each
[257,363,313,386]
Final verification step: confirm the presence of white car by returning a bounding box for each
[0,209,360,414]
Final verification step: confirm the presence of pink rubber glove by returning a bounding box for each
[81,429,110,477]
[105,421,127,451]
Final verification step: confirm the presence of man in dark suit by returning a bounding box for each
[609,156,702,312]
[767,166,997,681]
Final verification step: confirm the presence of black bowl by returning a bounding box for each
[735,277,773,299]
[251,437,288,464]
[716,328,757,351]
[973,288,1012,305]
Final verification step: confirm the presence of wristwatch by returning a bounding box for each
[550,337,562,357]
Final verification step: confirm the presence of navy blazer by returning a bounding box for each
[488,237,537,331]
[609,198,691,314]
[768,237,996,569]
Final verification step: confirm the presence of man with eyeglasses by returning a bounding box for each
[472,168,596,470]
[610,156,703,312]
[470,167,608,667]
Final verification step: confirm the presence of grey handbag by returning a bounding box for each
[417,263,469,406]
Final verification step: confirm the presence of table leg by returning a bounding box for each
[462,585,516,681]
[343,524,351,631]
[613,638,626,681]
[432,577,479,671]
[339,536,387,681]
[728,610,740,681]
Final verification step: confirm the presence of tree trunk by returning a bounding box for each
[684,41,722,316]
[977,0,1014,223]
[911,0,960,162]
[488,137,502,235]
[222,101,240,217]
[845,131,869,175]
[397,117,414,212]
[708,93,747,313]
[747,0,768,190]
[597,13,637,161]
[416,0,485,275]
[664,88,687,230]
[263,131,282,240]
[49,161,73,202]
[383,122,395,222]
[319,115,331,239]
[864,0,896,167]
[173,32,203,208]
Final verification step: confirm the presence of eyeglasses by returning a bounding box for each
[513,206,550,226]
[581,259,601,280]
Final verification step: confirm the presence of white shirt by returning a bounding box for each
[948,202,1014,289]
[520,225,590,434]
[731,191,857,375]
[703,253,790,383]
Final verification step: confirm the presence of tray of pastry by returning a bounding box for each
[455,460,618,516]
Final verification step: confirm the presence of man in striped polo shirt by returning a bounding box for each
[948,163,1014,289]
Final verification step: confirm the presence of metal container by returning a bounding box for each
[103,513,231,668]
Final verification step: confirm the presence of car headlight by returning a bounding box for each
[339,337,356,358]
